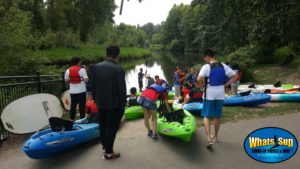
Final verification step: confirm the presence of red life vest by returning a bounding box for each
[85,99,99,114]
[69,66,82,84]
[192,92,203,99]
[182,87,190,98]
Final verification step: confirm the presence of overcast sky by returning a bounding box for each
[113,0,193,26]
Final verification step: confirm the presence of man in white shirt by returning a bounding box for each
[65,56,89,121]
[198,49,238,147]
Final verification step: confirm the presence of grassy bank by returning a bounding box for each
[30,44,151,65]
[249,56,300,84]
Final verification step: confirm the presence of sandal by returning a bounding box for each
[103,152,121,160]
[207,141,213,148]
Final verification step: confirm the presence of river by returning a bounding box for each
[123,51,203,92]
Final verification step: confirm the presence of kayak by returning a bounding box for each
[268,92,300,102]
[137,91,175,100]
[22,119,99,159]
[224,93,271,106]
[157,108,197,142]
[124,106,144,120]
[173,102,203,115]
[239,84,299,93]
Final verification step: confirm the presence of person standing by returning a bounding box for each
[197,49,237,147]
[186,67,197,88]
[64,56,89,121]
[173,67,184,98]
[138,68,145,92]
[91,45,127,160]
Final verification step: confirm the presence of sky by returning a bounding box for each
[113,0,193,26]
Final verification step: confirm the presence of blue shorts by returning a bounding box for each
[202,100,224,118]
[137,96,157,110]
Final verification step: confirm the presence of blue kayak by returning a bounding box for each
[22,121,99,159]
[268,92,300,102]
[182,102,203,115]
[224,93,271,106]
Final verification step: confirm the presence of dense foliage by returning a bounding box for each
[155,0,300,63]
[0,0,149,75]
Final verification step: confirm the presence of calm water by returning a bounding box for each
[122,51,203,92]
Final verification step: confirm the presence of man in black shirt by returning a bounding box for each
[138,68,144,92]
[92,45,126,160]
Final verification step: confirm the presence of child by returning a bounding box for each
[127,87,139,107]
[85,97,99,123]
[137,84,171,140]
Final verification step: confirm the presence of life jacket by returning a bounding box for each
[69,66,82,84]
[189,88,203,103]
[156,79,170,90]
[85,99,98,114]
[208,62,226,86]
[181,87,190,98]
[128,96,139,107]
[148,84,167,93]
[179,72,186,84]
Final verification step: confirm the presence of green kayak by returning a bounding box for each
[137,91,175,100]
[157,108,197,142]
[124,106,144,120]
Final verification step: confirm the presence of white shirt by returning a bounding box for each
[198,62,236,100]
[65,68,88,94]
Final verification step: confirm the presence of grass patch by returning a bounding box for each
[248,55,300,84]
[29,44,151,64]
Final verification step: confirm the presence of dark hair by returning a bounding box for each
[203,48,215,57]
[130,87,137,94]
[71,56,81,65]
[154,75,159,79]
[106,45,120,59]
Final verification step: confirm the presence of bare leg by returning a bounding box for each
[213,118,221,142]
[151,110,157,133]
[203,117,212,143]
[143,108,151,131]
[164,99,172,112]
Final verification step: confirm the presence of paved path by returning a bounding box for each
[1,113,299,169]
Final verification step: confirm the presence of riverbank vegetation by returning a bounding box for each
[0,0,150,75]
[150,0,300,82]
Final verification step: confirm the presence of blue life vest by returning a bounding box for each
[148,84,167,93]
[208,62,226,86]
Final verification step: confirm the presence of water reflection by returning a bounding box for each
[123,51,203,92]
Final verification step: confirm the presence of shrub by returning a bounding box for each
[273,46,294,63]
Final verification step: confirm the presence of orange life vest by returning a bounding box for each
[69,66,82,84]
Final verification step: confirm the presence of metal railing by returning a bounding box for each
[0,72,66,143]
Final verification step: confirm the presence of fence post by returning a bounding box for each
[61,72,66,92]
[36,72,41,93]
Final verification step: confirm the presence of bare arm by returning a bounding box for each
[224,73,238,88]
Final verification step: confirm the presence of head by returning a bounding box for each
[140,68,143,72]
[176,66,179,71]
[106,45,120,62]
[71,56,82,66]
[130,87,137,95]
[190,67,195,73]
[203,48,215,63]
[154,75,159,82]
[177,67,183,73]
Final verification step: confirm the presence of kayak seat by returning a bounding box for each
[239,90,251,96]
[49,117,74,132]
[163,109,185,124]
